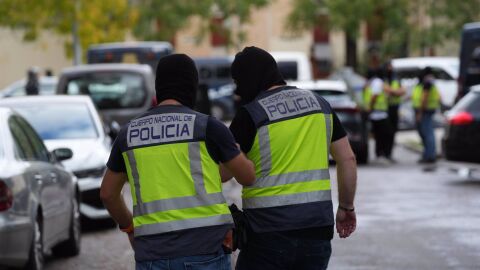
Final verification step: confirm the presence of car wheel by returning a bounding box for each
[211,105,225,120]
[52,196,81,257]
[26,215,44,270]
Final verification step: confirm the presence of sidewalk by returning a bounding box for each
[395,128,444,156]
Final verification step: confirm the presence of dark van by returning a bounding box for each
[458,22,480,101]
[87,42,173,72]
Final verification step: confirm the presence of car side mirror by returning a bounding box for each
[52,148,73,162]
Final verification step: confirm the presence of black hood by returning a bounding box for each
[231,46,286,104]
[155,54,198,109]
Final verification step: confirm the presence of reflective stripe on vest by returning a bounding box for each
[388,80,402,105]
[412,85,440,110]
[243,88,332,210]
[122,111,232,237]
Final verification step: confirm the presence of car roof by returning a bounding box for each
[289,80,348,92]
[470,85,480,93]
[392,57,458,68]
[270,51,309,60]
[0,95,94,105]
[193,56,234,64]
[88,41,173,52]
[60,63,152,75]
[1,76,58,90]
[463,22,480,31]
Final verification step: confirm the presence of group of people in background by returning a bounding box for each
[362,63,441,164]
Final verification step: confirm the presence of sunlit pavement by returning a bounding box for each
[45,132,480,270]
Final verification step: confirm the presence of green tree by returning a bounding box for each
[133,0,270,49]
[0,0,137,64]
[287,0,374,69]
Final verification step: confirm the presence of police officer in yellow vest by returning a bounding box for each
[100,54,256,270]
[228,47,357,270]
[412,67,441,163]
[366,68,396,163]
[384,61,406,135]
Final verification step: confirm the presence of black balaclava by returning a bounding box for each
[155,54,198,109]
[231,46,286,104]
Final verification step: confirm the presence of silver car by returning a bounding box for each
[0,108,80,270]
[0,76,58,98]
[0,96,112,221]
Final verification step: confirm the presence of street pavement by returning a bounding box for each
[45,131,480,270]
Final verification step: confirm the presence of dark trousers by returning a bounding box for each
[236,231,331,270]
[388,105,399,134]
[371,118,394,159]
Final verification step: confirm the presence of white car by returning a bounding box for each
[0,96,112,220]
[392,57,459,108]
[271,51,313,81]
[0,76,58,98]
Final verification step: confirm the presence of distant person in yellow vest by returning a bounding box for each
[100,54,256,270]
[412,67,441,164]
[367,68,395,164]
[229,46,357,270]
[383,61,406,136]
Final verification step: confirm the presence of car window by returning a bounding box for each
[12,103,99,140]
[395,68,421,80]
[431,68,453,80]
[14,116,50,162]
[277,61,298,80]
[64,72,146,109]
[451,92,480,114]
[8,116,35,161]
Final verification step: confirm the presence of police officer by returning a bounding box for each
[100,54,255,270]
[228,47,357,270]
[367,68,395,163]
[412,67,441,164]
[25,67,39,95]
[384,61,406,136]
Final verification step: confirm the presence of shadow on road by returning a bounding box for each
[446,179,480,188]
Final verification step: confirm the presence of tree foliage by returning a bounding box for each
[0,0,137,58]
[286,0,480,61]
[132,0,270,48]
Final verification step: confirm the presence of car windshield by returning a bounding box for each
[12,103,98,140]
[64,72,146,109]
[313,90,350,104]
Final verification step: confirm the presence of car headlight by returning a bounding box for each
[73,166,106,179]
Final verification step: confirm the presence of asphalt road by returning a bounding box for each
[45,142,480,270]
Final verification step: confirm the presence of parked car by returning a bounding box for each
[392,57,459,109]
[458,22,480,100]
[0,76,58,98]
[0,96,112,221]
[0,108,80,270]
[56,64,155,127]
[271,51,313,81]
[193,57,235,120]
[87,41,173,73]
[290,80,369,164]
[443,85,480,164]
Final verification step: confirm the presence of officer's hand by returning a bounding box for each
[222,229,233,250]
[336,208,356,238]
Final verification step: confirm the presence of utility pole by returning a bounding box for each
[73,0,82,65]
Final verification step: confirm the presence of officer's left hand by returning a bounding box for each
[336,208,356,238]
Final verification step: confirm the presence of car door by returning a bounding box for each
[14,116,72,242]
[7,116,58,242]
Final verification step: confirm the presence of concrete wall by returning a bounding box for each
[0,28,72,89]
